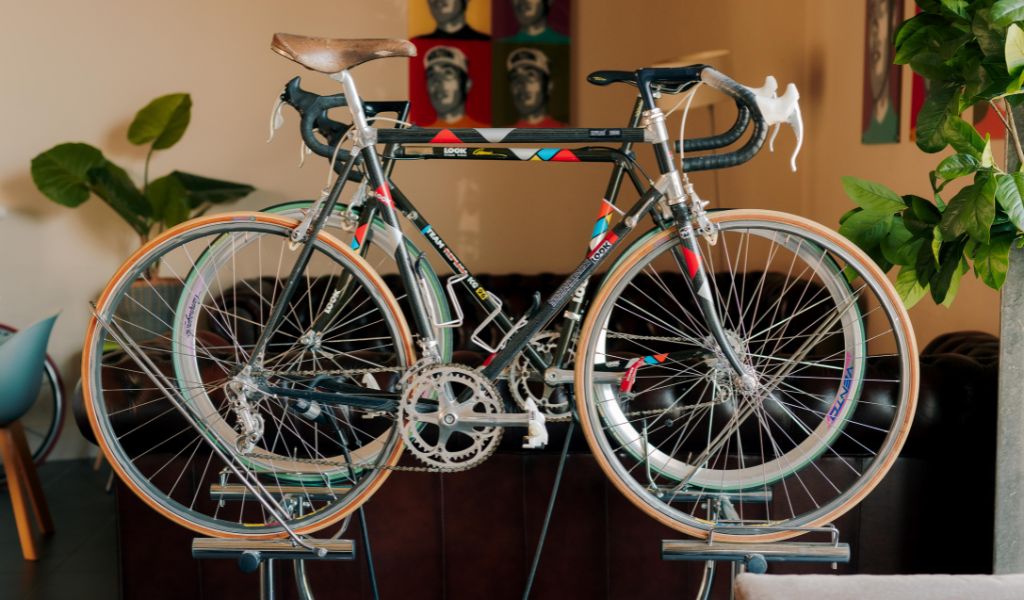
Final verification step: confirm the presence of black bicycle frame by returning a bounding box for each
[255,65,765,410]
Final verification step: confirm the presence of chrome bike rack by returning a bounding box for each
[660,493,849,600]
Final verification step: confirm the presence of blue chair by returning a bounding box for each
[0,314,57,560]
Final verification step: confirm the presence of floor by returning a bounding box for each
[0,459,119,600]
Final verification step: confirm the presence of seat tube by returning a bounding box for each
[337,70,440,359]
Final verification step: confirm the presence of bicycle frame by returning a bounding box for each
[250,66,760,412]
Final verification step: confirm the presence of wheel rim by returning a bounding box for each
[84,214,413,537]
[577,211,917,539]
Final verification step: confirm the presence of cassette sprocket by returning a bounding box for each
[510,332,572,420]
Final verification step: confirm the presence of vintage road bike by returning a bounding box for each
[81,34,918,547]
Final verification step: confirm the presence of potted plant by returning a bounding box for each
[30,93,255,333]
[839,0,1024,307]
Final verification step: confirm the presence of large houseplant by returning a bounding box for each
[840,0,1024,307]
[30,93,254,260]
[31,93,255,334]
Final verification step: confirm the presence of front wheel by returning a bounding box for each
[575,209,918,542]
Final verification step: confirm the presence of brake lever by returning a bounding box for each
[744,76,804,172]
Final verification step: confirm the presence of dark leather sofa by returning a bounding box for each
[77,273,1000,599]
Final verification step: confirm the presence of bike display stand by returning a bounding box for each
[191,480,371,600]
[661,519,849,600]
[192,536,355,600]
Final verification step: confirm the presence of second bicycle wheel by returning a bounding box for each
[83,212,414,538]
[576,209,918,542]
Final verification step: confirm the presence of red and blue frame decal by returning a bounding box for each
[350,223,369,250]
[375,185,394,208]
[620,353,669,393]
[429,129,463,144]
[589,199,615,250]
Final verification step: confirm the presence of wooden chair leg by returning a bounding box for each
[10,421,53,535]
[0,426,39,560]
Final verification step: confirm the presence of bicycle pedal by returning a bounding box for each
[522,398,549,449]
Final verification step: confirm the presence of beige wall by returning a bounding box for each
[0,1,999,458]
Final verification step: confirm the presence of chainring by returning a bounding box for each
[399,364,503,470]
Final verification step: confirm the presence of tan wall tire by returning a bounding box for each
[82,212,414,539]
[574,209,919,543]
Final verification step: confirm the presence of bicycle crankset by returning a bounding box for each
[399,364,504,470]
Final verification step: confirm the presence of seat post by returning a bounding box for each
[334,70,371,136]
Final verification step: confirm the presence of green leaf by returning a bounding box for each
[936,153,980,179]
[145,175,190,228]
[996,172,1024,230]
[981,135,995,168]
[127,93,192,150]
[917,85,959,153]
[940,0,969,17]
[942,257,970,306]
[917,238,940,284]
[881,218,922,266]
[942,115,987,157]
[939,173,997,243]
[993,0,1024,26]
[974,231,1015,289]
[895,14,942,63]
[29,143,106,207]
[974,8,1007,57]
[930,238,969,303]
[839,210,893,250]
[1008,23,1024,75]
[896,265,929,308]
[86,163,151,236]
[170,171,255,209]
[909,195,942,224]
[841,176,906,213]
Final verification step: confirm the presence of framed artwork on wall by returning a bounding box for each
[862,0,903,144]
[408,0,572,128]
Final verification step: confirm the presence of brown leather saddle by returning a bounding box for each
[271,33,416,74]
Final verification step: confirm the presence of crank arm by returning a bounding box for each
[412,412,533,429]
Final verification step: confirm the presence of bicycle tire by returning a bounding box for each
[576,209,918,542]
[0,324,66,478]
[82,212,414,538]
[262,200,453,361]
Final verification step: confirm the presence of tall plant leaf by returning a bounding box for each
[916,85,959,152]
[939,174,997,243]
[128,93,192,150]
[974,231,1015,289]
[935,153,980,179]
[996,172,1024,230]
[170,171,255,208]
[942,115,987,157]
[1008,23,1024,74]
[993,0,1024,26]
[841,176,906,213]
[146,175,190,228]
[30,143,106,207]
[896,265,929,308]
[86,163,151,236]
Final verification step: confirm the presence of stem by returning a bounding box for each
[1003,101,1024,171]
[143,146,154,193]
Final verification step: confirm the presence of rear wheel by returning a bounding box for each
[576,209,918,542]
[83,212,414,538]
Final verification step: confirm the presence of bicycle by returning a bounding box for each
[81,34,918,546]
[0,322,66,483]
